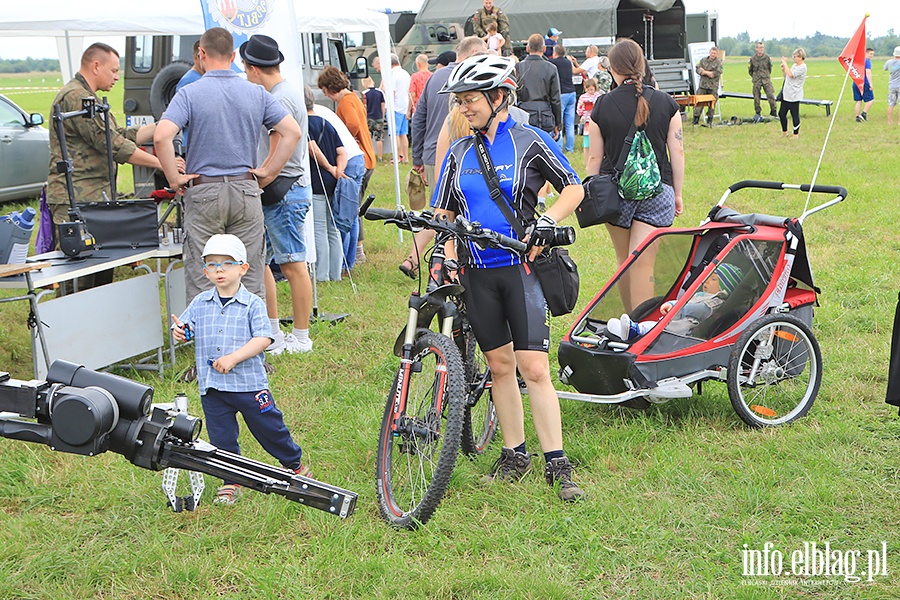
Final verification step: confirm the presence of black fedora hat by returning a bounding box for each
[428,51,456,67]
[239,35,284,67]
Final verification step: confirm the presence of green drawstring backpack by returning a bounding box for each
[617,127,663,201]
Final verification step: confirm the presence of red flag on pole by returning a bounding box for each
[838,16,868,93]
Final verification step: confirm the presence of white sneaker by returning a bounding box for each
[606,317,624,340]
[619,314,635,339]
[282,333,313,354]
[267,330,286,355]
[607,314,635,341]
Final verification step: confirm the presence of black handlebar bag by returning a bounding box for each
[78,200,159,249]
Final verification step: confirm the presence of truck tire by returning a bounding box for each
[150,61,191,120]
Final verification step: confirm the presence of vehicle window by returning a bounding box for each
[308,34,325,67]
[132,35,154,73]
[0,99,25,127]
[327,38,343,70]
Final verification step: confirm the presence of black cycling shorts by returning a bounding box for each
[460,263,550,353]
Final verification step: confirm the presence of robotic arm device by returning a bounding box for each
[0,360,357,518]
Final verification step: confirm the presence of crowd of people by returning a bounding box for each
[48,7,889,508]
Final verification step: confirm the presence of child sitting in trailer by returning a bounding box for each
[607,262,744,341]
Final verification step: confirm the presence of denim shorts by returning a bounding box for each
[263,183,311,264]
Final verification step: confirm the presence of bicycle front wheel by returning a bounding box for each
[375,331,466,529]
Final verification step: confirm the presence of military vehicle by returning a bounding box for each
[347,0,718,95]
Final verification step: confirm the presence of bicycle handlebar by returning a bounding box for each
[365,207,574,255]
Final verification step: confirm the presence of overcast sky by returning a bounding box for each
[0,1,896,60]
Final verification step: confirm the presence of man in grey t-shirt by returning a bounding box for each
[155,27,301,303]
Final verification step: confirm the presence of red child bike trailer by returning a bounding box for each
[556,180,846,427]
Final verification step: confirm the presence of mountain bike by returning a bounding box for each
[365,207,573,528]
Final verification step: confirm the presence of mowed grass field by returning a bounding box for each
[1,57,900,598]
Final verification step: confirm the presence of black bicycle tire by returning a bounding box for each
[459,321,497,456]
[727,313,821,428]
[375,332,466,529]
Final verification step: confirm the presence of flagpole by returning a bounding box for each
[805,14,868,214]
[803,62,853,215]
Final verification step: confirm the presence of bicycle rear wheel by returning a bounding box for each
[458,322,497,456]
[375,331,465,529]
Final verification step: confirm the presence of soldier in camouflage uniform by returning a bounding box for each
[749,42,778,118]
[47,43,167,289]
[693,46,723,125]
[48,43,165,230]
[471,0,511,57]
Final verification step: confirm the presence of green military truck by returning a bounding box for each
[347,0,717,95]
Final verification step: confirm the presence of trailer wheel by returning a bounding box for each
[150,61,192,121]
[727,313,821,427]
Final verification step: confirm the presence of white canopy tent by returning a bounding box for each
[0,0,403,207]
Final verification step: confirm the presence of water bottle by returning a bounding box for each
[0,207,36,264]
[9,208,36,264]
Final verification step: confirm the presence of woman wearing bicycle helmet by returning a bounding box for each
[432,55,585,502]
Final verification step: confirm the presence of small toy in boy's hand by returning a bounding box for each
[184,323,193,341]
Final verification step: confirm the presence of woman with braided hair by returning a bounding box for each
[586,38,684,312]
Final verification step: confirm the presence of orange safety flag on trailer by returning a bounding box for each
[838,16,868,93]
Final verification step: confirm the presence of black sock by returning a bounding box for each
[544,449,564,463]
[513,442,527,455]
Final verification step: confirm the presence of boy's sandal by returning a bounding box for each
[398,257,418,279]
[179,364,197,383]
[214,484,242,505]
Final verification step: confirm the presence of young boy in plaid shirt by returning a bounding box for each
[171,234,309,505]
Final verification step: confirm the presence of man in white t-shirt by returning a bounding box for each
[573,45,601,79]
[387,53,411,163]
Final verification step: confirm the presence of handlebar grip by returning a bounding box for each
[358,194,376,217]
[799,183,847,198]
[728,180,848,198]
[364,207,404,221]
[496,233,527,253]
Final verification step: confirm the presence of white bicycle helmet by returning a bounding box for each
[439,55,517,94]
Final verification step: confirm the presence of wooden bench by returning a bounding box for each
[718,91,834,116]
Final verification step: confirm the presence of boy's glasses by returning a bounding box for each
[204,260,244,271]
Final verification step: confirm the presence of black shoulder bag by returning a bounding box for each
[575,120,636,228]
[260,174,300,206]
[472,132,579,317]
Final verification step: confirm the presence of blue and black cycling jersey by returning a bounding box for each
[432,116,580,269]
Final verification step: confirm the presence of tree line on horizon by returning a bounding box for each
[0,57,59,73]
[719,30,900,58]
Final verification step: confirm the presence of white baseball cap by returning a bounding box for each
[894,46,900,57]
[202,234,247,263]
